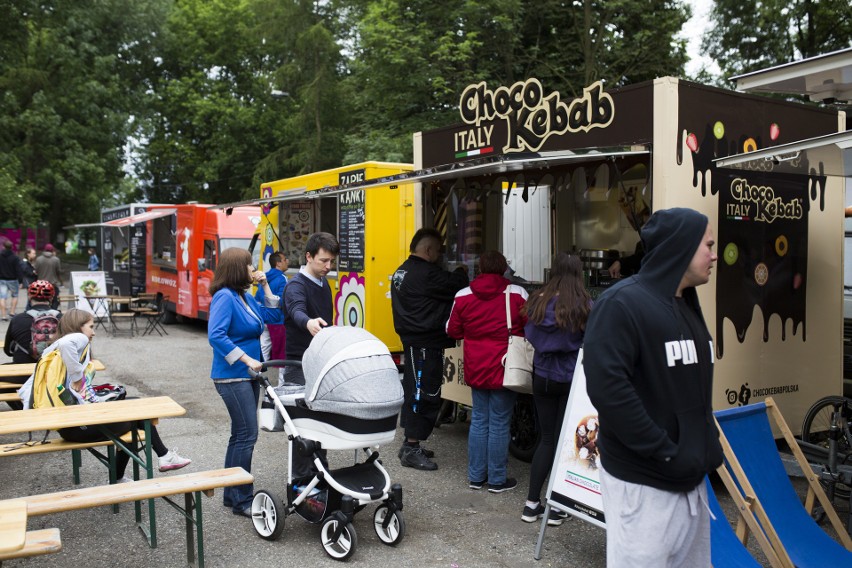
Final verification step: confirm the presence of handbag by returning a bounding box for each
[501,285,534,394]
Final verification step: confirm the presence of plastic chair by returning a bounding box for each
[715,398,852,567]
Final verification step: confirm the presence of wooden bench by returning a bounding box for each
[1,431,147,485]
[0,359,105,380]
[4,467,253,568]
[0,528,62,562]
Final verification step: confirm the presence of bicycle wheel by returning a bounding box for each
[800,395,852,500]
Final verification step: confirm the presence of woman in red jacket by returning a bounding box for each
[447,251,527,493]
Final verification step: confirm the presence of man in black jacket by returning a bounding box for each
[391,228,468,470]
[0,241,22,320]
[585,208,722,567]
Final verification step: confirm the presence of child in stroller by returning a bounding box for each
[249,327,406,561]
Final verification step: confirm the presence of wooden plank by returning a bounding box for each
[0,528,61,561]
[0,499,27,553]
[0,359,106,379]
[0,396,184,435]
[0,431,146,457]
[17,468,253,516]
[0,381,24,390]
[0,392,19,402]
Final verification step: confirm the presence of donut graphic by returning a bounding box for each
[335,272,366,328]
[775,235,788,257]
[743,137,758,153]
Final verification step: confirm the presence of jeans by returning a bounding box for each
[469,387,517,485]
[527,374,571,502]
[215,379,260,511]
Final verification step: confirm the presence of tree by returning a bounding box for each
[342,0,691,162]
[0,0,167,242]
[703,0,852,79]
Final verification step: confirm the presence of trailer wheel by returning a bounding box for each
[509,394,539,462]
[162,308,177,325]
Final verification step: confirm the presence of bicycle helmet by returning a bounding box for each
[28,280,56,301]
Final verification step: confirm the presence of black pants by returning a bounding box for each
[527,374,571,502]
[400,345,444,441]
[59,421,168,478]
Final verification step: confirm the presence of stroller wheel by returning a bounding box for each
[320,517,358,560]
[251,490,285,541]
[373,505,405,545]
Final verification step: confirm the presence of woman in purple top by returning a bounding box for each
[520,252,591,526]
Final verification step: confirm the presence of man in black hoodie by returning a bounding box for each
[391,228,468,470]
[585,208,723,567]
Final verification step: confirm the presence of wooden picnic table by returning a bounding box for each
[0,396,187,547]
[0,499,27,554]
[0,360,105,379]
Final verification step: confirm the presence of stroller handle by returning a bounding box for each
[248,359,303,379]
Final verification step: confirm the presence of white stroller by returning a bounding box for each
[249,327,406,560]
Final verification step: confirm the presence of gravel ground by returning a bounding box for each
[0,292,848,567]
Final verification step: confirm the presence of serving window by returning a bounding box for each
[151,215,177,268]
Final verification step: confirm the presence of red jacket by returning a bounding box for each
[446,273,528,389]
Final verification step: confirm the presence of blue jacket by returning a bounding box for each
[208,288,283,379]
[254,268,287,305]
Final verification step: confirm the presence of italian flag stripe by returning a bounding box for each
[455,146,494,159]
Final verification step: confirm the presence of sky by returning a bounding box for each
[683,0,720,77]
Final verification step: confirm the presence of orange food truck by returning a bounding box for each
[144,203,260,321]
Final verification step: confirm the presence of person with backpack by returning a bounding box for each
[17,308,191,480]
[4,280,61,366]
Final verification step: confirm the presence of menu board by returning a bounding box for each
[129,222,147,295]
[338,189,365,272]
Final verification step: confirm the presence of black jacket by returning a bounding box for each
[585,208,723,492]
[391,255,469,348]
[283,272,333,360]
[3,305,58,364]
[0,249,21,281]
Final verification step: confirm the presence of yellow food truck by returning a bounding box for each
[253,162,416,364]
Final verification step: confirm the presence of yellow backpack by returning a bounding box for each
[30,344,90,409]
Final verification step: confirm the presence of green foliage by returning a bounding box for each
[703,0,852,78]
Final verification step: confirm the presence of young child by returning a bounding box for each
[18,308,191,480]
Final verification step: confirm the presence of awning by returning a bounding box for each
[64,208,176,230]
[213,147,650,208]
[729,47,852,103]
[713,131,852,178]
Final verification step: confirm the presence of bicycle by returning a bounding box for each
[799,395,852,527]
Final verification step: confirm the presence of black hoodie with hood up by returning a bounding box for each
[585,208,723,492]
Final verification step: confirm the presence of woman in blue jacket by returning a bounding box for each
[208,247,283,518]
[520,252,591,526]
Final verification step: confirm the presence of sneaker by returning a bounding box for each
[117,475,133,484]
[399,446,438,471]
[159,449,192,472]
[469,479,486,490]
[521,503,564,526]
[397,444,434,459]
[487,477,518,493]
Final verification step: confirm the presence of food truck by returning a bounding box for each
[80,203,259,321]
[96,203,161,296]
[145,203,260,321]
[253,162,416,360]
[261,77,845,439]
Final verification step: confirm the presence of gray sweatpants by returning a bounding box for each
[599,467,710,568]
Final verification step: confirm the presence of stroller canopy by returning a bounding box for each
[302,327,404,420]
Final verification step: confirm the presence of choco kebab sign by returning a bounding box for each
[455,78,615,157]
